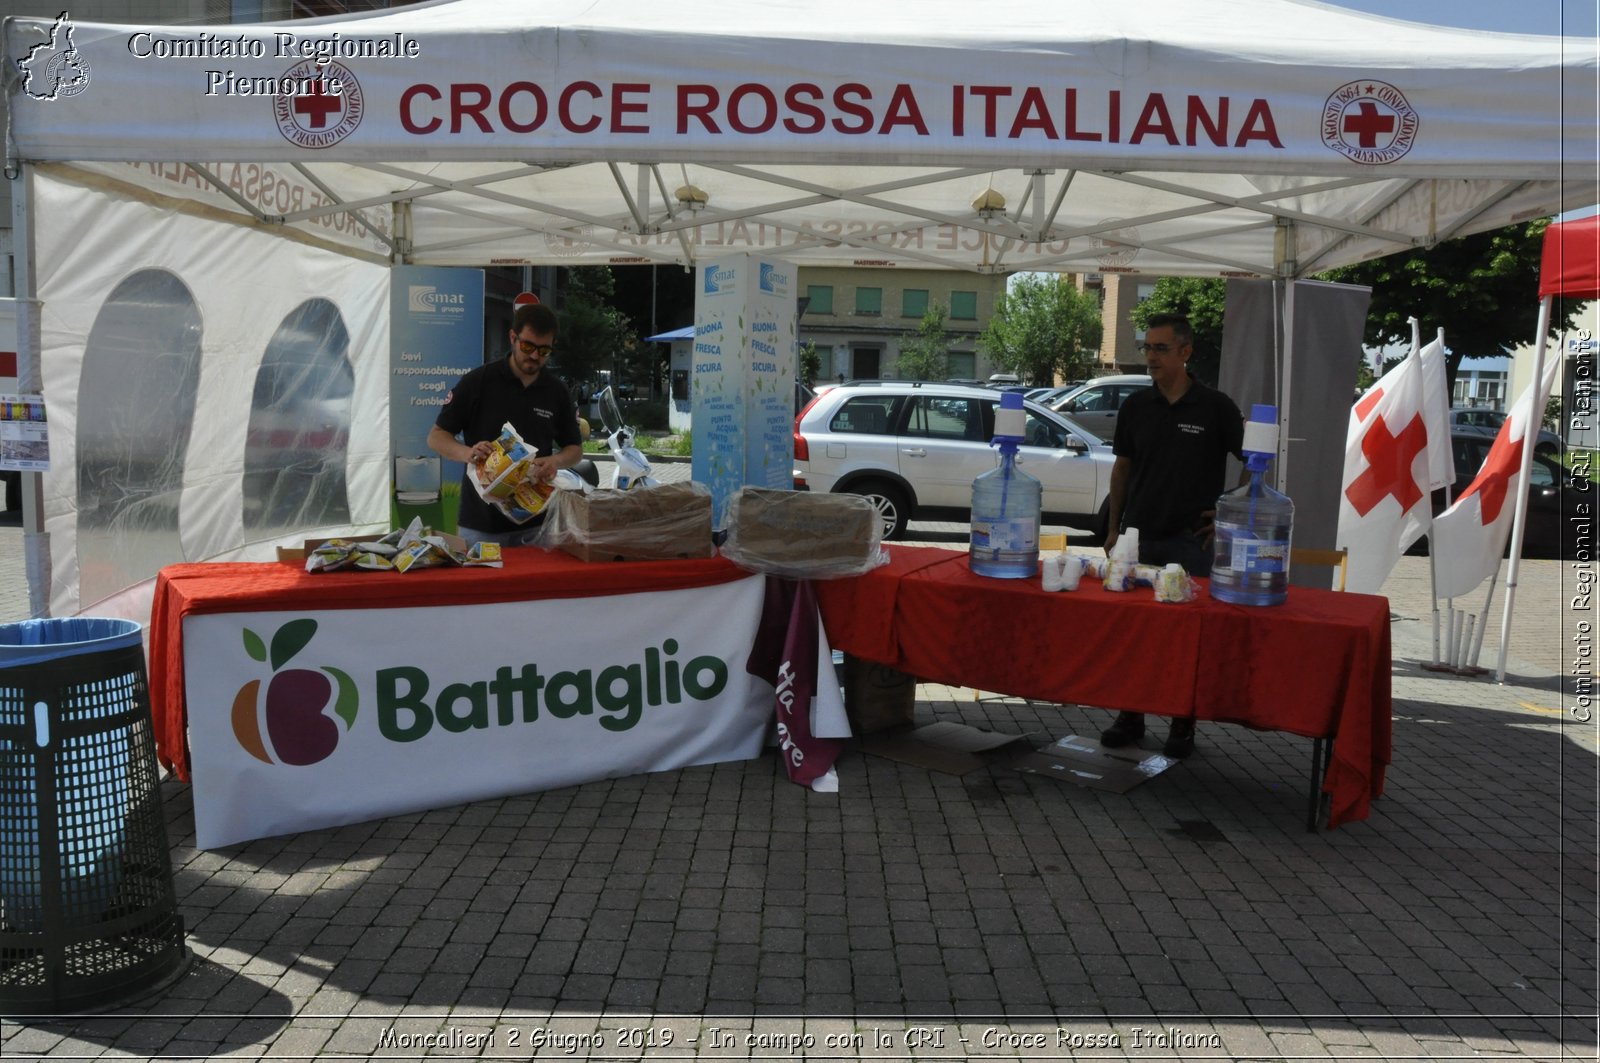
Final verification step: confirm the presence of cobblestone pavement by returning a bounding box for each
[1,487,1596,1060]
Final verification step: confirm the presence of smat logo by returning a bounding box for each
[231,619,357,766]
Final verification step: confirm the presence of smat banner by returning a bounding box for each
[184,576,779,848]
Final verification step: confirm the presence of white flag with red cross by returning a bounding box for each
[1431,357,1561,602]
[1337,342,1441,594]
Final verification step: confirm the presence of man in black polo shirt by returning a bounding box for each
[428,303,585,546]
[1101,313,1243,758]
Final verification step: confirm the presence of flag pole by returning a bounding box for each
[1470,559,1502,669]
[1496,296,1554,682]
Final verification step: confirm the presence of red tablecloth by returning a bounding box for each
[815,546,1391,828]
[149,549,749,782]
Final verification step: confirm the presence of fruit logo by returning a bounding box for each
[231,619,357,766]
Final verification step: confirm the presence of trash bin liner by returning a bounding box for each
[0,618,187,1013]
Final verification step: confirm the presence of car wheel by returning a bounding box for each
[1535,440,1559,457]
[849,479,909,540]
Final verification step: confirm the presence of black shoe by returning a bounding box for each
[1163,719,1196,759]
[1100,711,1145,748]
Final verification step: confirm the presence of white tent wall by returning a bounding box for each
[34,168,391,618]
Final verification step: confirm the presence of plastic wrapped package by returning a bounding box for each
[720,488,889,579]
[535,481,715,562]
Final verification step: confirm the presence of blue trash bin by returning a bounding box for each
[0,618,187,1013]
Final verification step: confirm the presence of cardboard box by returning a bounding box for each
[550,482,714,563]
[723,488,881,578]
[841,654,917,734]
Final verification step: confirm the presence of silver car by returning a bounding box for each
[793,382,1114,540]
[1048,373,1153,440]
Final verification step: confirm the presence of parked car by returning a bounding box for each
[1408,432,1591,560]
[1048,373,1153,440]
[1449,407,1564,455]
[792,381,1114,540]
[1025,384,1078,407]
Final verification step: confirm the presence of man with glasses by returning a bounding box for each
[1100,313,1243,758]
[429,302,585,546]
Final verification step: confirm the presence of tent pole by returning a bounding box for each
[1496,296,1554,682]
[9,162,51,617]
[1273,220,1296,493]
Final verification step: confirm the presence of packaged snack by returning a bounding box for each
[469,422,552,523]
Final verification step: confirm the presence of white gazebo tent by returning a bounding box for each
[3,0,1596,615]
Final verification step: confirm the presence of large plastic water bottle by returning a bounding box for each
[1210,403,1294,606]
[971,389,1042,579]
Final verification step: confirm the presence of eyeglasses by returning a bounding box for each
[516,339,556,356]
[1135,342,1184,355]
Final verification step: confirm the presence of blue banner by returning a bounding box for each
[389,265,484,532]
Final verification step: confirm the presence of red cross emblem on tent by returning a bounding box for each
[1321,80,1418,165]
[274,59,365,149]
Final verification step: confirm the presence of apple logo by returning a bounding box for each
[231,618,357,766]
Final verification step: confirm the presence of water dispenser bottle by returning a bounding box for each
[970,389,1042,579]
[1210,403,1293,606]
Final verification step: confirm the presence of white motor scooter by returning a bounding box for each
[594,386,658,490]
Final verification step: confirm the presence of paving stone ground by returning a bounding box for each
[1,497,1595,1060]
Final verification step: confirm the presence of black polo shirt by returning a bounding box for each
[1112,377,1244,540]
[435,356,582,534]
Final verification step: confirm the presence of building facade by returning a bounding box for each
[797,267,1008,383]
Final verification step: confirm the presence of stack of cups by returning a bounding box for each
[1040,553,1085,592]
[1104,527,1140,592]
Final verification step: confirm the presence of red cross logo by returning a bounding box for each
[1322,79,1417,165]
[1345,412,1428,517]
[1342,101,1396,148]
[294,81,343,129]
[1458,431,1524,525]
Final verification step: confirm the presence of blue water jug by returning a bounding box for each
[971,389,1042,579]
[1210,404,1293,606]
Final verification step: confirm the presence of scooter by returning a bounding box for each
[594,385,658,490]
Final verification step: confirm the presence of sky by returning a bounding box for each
[1323,0,1597,36]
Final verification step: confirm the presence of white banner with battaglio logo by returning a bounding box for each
[183,575,843,849]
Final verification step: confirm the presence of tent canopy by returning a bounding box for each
[1539,213,1600,300]
[5,0,1596,277]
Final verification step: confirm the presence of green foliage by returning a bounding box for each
[1129,278,1228,385]
[979,274,1103,385]
[798,341,822,385]
[1319,219,1587,390]
[894,303,953,381]
[555,267,638,392]
[626,397,671,431]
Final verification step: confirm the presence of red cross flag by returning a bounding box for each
[1337,341,1442,594]
[1431,358,1561,602]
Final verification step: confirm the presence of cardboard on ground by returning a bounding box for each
[1010,734,1175,793]
[859,720,1033,776]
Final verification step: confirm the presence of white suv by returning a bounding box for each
[793,382,1114,540]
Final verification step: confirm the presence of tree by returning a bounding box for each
[979,274,1102,385]
[894,303,953,381]
[556,266,637,394]
[798,340,822,385]
[1319,219,1586,392]
[1129,277,1227,385]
